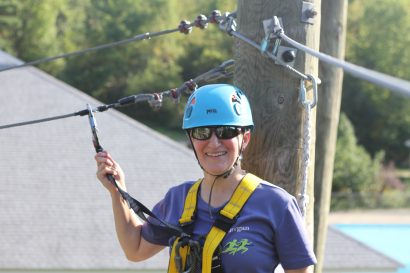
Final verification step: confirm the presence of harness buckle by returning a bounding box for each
[214,214,237,232]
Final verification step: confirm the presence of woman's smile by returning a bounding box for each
[205,151,228,157]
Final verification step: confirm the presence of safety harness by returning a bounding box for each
[168,173,262,273]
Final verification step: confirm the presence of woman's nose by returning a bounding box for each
[207,131,221,145]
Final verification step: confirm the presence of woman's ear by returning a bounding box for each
[241,130,251,150]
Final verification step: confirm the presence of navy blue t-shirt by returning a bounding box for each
[141,179,316,272]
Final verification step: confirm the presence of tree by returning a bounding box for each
[0,0,21,53]
[0,0,236,134]
[58,0,236,132]
[0,0,86,73]
[342,0,410,165]
[332,113,383,209]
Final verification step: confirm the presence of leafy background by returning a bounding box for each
[0,0,409,209]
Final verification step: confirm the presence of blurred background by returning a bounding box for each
[0,0,409,272]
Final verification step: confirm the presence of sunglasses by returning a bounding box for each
[190,126,243,140]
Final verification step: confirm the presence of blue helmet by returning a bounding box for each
[182,84,254,129]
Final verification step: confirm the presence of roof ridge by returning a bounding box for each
[1,50,193,157]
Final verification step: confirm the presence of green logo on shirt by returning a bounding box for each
[222,239,252,255]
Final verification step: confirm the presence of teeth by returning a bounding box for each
[206,151,226,157]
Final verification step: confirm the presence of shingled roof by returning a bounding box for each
[1,51,405,273]
[324,226,403,272]
[0,50,202,271]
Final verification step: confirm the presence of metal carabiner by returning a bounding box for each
[86,103,103,152]
[87,103,117,185]
[175,239,191,273]
[299,74,318,109]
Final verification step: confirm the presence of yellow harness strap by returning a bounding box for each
[202,173,260,273]
[168,179,202,273]
[179,179,202,225]
[168,174,261,273]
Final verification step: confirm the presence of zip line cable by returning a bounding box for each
[216,15,310,80]
[241,15,410,97]
[0,59,234,130]
[231,30,309,81]
[280,33,410,98]
[0,11,236,73]
[0,30,177,72]
[218,15,410,97]
[0,113,78,130]
[0,9,407,96]
[1,9,408,130]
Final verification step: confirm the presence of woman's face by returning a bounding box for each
[190,127,251,176]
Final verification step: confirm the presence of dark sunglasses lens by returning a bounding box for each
[216,126,240,139]
[191,127,212,140]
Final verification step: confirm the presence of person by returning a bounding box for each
[95,84,316,273]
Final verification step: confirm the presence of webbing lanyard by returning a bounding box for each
[86,104,184,237]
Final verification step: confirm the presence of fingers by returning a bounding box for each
[94,151,125,191]
[95,151,114,178]
[95,151,115,167]
[97,161,118,176]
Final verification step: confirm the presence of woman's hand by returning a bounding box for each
[95,151,125,194]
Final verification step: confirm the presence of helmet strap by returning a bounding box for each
[222,137,244,178]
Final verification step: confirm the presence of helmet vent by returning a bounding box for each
[233,103,242,116]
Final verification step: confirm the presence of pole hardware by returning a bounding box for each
[299,74,318,109]
[301,1,317,24]
[261,17,298,68]
[275,46,297,67]
[261,17,283,53]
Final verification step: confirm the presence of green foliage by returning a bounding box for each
[0,0,236,131]
[342,0,410,165]
[0,0,86,73]
[333,113,383,193]
[0,0,20,53]
[58,0,236,130]
[331,113,384,210]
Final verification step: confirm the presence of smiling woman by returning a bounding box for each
[95,84,317,273]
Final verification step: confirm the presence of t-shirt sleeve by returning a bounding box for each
[275,197,317,269]
[141,183,190,246]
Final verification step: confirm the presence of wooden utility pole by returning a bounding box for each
[234,0,321,242]
[314,1,348,273]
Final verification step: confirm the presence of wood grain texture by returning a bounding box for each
[234,0,321,242]
[314,1,347,272]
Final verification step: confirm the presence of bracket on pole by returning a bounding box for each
[262,17,298,68]
[301,1,317,24]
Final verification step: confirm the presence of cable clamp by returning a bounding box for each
[299,74,318,109]
[263,16,284,39]
[262,17,297,67]
[148,93,163,110]
[209,10,222,24]
[194,14,208,29]
[261,16,284,56]
[184,80,198,94]
[178,20,193,35]
[218,12,237,36]
[170,88,178,99]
